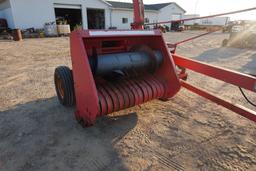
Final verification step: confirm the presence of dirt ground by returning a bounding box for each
[0,31,256,171]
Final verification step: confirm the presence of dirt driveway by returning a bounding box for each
[0,31,256,171]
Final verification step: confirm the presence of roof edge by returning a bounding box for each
[100,0,112,6]
[111,7,159,13]
[106,1,186,13]
[170,2,186,13]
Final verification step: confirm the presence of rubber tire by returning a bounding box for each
[54,66,75,107]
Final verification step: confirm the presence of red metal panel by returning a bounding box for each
[173,54,256,92]
[181,80,256,123]
[70,31,99,124]
[151,37,181,99]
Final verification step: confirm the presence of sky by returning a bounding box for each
[110,0,256,21]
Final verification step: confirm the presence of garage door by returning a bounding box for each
[54,3,82,31]
[54,3,82,9]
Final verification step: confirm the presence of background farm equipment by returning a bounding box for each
[223,22,256,48]
[171,21,185,32]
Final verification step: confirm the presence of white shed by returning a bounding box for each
[0,0,186,30]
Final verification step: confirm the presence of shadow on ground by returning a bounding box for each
[0,97,138,171]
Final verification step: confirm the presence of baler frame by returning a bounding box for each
[54,0,256,126]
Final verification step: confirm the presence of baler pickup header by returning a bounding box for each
[55,30,181,126]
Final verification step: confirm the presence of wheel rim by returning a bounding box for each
[56,75,65,99]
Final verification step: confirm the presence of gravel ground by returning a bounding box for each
[0,31,256,171]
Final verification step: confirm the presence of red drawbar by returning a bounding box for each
[173,54,256,123]
[181,80,256,122]
[173,54,256,92]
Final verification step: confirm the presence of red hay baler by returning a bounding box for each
[54,0,256,127]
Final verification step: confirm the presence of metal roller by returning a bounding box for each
[89,50,163,76]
